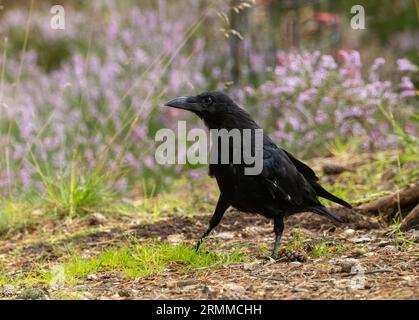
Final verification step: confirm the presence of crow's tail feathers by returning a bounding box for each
[310,206,344,223]
[313,183,352,209]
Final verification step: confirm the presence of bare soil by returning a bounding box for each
[1,207,418,300]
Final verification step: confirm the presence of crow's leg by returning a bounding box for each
[195,195,230,251]
[271,216,284,259]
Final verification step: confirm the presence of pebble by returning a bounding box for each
[349,236,372,243]
[167,279,195,288]
[264,286,274,293]
[82,292,94,300]
[337,258,360,273]
[202,286,216,295]
[31,209,44,217]
[223,283,245,293]
[290,261,302,267]
[88,212,108,225]
[2,284,16,297]
[241,262,259,271]
[167,233,185,243]
[343,229,356,237]
[118,288,131,298]
[377,240,391,247]
[350,248,367,257]
[382,245,398,253]
[215,232,235,240]
[401,275,415,282]
[87,274,98,281]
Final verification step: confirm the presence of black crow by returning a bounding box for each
[165,91,352,259]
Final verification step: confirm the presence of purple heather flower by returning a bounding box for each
[0,4,417,193]
[397,58,418,72]
[400,76,414,90]
[188,170,203,180]
[320,55,337,69]
[371,57,385,71]
[144,157,155,169]
[315,110,328,124]
[321,96,335,105]
[288,115,302,131]
[400,90,417,98]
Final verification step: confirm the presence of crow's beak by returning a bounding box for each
[165,96,200,113]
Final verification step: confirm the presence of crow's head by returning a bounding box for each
[165,91,235,117]
[165,91,257,129]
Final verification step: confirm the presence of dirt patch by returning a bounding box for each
[0,207,386,268]
[1,206,418,299]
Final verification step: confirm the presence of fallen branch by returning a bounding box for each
[400,203,419,231]
[341,268,396,277]
[322,163,354,175]
[357,183,419,215]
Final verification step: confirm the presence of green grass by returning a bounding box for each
[30,151,115,219]
[0,167,115,235]
[309,241,346,258]
[320,149,418,207]
[285,226,346,258]
[0,174,214,236]
[0,241,246,289]
[321,108,418,206]
[286,226,305,251]
[41,172,113,219]
[0,199,37,235]
[391,217,417,250]
[59,241,245,283]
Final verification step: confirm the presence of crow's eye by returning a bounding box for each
[202,96,214,106]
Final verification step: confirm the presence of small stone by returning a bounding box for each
[264,286,274,293]
[167,233,185,244]
[31,209,44,217]
[224,283,245,293]
[19,288,48,300]
[82,292,94,300]
[2,284,16,297]
[337,258,359,273]
[215,232,234,240]
[343,229,356,237]
[118,288,131,298]
[377,240,391,247]
[350,248,366,257]
[202,286,215,295]
[242,262,259,271]
[382,245,398,253]
[289,261,302,267]
[401,275,415,282]
[349,236,372,243]
[87,274,98,281]
[166,279,194,288]
[88,212,108,226]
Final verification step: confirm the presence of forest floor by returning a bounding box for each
[0,149,418,300]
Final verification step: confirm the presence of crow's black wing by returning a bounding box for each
[260,140,311,206]
[280,148,319,182]
[280,148,352,209]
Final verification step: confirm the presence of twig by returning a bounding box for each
[341,268,396,277]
